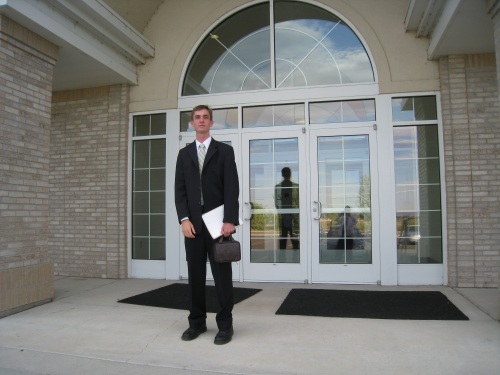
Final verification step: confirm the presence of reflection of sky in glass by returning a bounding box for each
[250,138,298,209]
[394,125,441,213]
[275,20,373,86]
[394,120,442,263]
[243,104,304,127]
[203,29,271,93]
[394,127,419,212]
[392,98,414,121]
[392,97,438,122]
[317,135,370,211]
[185,3,374,95]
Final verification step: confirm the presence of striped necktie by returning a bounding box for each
[198,143,206,205]
[198,143,206,173]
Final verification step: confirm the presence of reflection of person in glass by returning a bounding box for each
[275,167,299,252]
[336,205,357,250]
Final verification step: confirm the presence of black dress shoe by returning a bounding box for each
[214,327,234,345]
[181,325,207,341]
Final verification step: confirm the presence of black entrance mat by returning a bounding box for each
[118,283,261,312]
[275,289,469,320]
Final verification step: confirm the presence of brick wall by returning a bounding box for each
[439,53,500,288]
[50,85,129,279]
[488,0,500,298]
[0,15,57,317]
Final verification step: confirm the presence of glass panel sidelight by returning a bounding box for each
[317,135,372,264]
[132,113,166,261]
[249,138,300,263]
[394,125,443,264]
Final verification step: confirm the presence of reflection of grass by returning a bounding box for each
[250,229,279,237]
[250,204,279,231]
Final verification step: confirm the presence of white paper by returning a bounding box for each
[202,205,242,239]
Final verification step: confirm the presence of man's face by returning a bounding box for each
[191,109,213,135]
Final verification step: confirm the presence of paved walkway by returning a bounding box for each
[0,277,499,375]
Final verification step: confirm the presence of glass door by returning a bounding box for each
[178,133,241,281]
[242,130,307,282]
[310,126,380,283]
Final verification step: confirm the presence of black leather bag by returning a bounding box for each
[213,235,241,263]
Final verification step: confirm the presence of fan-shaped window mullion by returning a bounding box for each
[181,1,374,96]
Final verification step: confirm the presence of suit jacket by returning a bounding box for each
[175,138,239,234]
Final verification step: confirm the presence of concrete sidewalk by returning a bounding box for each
[0,277,499,375]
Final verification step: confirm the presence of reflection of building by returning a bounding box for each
[1,0,499,317]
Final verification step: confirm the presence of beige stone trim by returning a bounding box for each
[0,14,58,60]
[0,263,54,318]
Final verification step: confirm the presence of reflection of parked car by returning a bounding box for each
[407,225,420,244]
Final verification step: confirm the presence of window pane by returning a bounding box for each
[416,125,439,157]
[132,136,166,261]
[418,184,442,210]
[134,114,166,136]
[134,141,149,168]
[182,3,270,95]
[244,106,273,128]
[392,96,437,122]
[133,115,150,136]
[318,135,372,264]
[392,98,414,121]
[274,1,374,88]
[249,138,300,263]
[244,104,304,128]
[213,108,238,129]
[182,2,374,95]
[150,169,165,191]
[414,96,437,120]
[133,192,149,214]
[180,111,191,132]
[132,215,148,236]
[134,169,149,191]
[150,238,166,260]
[311,101,341,123]
[150,215,165,237]
[394,124,442,264]
[343,100,376,122]
[150,113,166,135]
[418,159,441,184]
[150,139,166,168]
[132,238,149,260]
[150,192,165,214]
[310,100,375,124]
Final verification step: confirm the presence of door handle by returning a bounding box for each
[313,201,322,220]
[244,202,252,221]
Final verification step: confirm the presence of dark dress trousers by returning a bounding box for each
[175,139,239,331]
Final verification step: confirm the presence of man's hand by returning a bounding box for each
[181,219,196,238]
[221,222,236,237]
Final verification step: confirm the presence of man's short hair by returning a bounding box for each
[191,104,213,121]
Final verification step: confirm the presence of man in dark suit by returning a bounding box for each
[175,104,239,345]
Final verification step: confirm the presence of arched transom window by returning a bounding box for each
[182,0,374,96]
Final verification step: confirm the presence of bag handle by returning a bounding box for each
[218,234,235,243]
